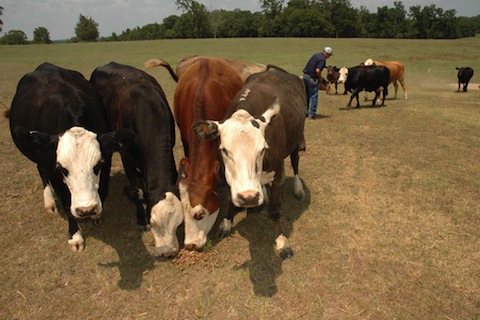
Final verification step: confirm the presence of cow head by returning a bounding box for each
[337,67,349,84]
[149,192,184,257]
[24,126,134,219]
[193,101,280,208]
[178,157,221,250]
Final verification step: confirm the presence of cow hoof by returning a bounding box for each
[293,175,305,201]
[219,218,232,238]
[275,234,293,259]
[278,247,294,260]
[68,232,85,252]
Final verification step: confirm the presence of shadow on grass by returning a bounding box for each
[84,171,155,291]
[230,176,311,297]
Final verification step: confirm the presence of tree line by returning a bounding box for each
[1,1,480,44]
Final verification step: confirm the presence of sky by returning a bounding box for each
[1,0,479,40]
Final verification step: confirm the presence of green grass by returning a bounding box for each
[0,37,479,320]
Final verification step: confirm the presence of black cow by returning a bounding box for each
[337,65,390,108]
[456,67,474,92]
[90,62,183,257]
[7,62,134,252]
[193,66,306,259]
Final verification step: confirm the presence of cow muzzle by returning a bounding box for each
[75,204,100,218]
[236,190,261,207]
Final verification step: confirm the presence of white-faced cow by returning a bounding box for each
[193,66,306,259]
[337,65,390,109]
[90,62,183,257]
[456,67,474,92]
[7,62,134,251]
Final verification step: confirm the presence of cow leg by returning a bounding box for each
[347,89,361,109]
[372,90,380,106]
[121,155,149,230]
[269,165,293,259]
[393,81,399,99]
[400,79,407,99]
[67,214,84,252]
[37,165,59,215]
[290,148,305,201]
[219,202,243,238]
[464,81,469,92]
[458,81,461,92]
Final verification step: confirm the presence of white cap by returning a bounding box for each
[324,47,333,55]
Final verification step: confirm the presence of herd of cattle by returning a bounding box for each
[5,56,475,259]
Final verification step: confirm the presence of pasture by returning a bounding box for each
[1,37,479,319]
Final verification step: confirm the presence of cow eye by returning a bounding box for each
[56,163,69,177]
[93,159,105,175]
[220,147,231,159]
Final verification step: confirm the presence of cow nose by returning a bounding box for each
[237,190,260,207]
[76,205,98,218]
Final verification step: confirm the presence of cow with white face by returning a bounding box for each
[194,65,306,259]
[8,63,134,252]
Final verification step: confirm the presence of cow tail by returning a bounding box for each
[266,64,289,73]
[143,58,179,82]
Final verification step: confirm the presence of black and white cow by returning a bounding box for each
[337,65,390,108]
[90,62,183,257]
[8,62,134,251]
[193,66,306,259]
[456,67,474,92]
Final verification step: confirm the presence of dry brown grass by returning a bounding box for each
[1,37,479,320]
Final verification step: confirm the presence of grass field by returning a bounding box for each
[1,37,479,319]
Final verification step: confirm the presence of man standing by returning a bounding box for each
[302,46,333,119]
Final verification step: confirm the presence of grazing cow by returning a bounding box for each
[456,67,474,92]
[193,66,306,259]
[363,58,407,99]
[144,55,267,82]
[90,62,183,257]
[7,62,134,251]
[326,65,341,94]
[174,57,244,250]
[337,65,390,109]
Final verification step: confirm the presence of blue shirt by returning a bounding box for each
[303,53,326,79]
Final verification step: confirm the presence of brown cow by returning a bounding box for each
[144,56,267,82]
[174,57,243,250]
[364,58,407,99]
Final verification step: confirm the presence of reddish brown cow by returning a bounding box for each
[174,57,243,250]
[364,58,407,99]
[144,56,266,82]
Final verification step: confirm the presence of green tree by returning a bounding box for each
[374,2,407,38]
[0,5,4,33]
[0,30,28,44]
[175,0,211,38]
[33,26,52,44]
[75,14,99,41]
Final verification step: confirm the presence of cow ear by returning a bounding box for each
[179,158,189,180]
[99,129,135,153]
[192,121,219,140]
[260,100,281,126]
[16,127,57,150]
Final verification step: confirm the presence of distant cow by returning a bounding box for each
[193,66,306,259]
[456,67,474,92]
[90,62,183,257]
[144,55,267,82]
[363,59,407,100]
[337,65,390,109]
[7,63,133,251]
[174,57,244,250]
[326,65,341,94]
